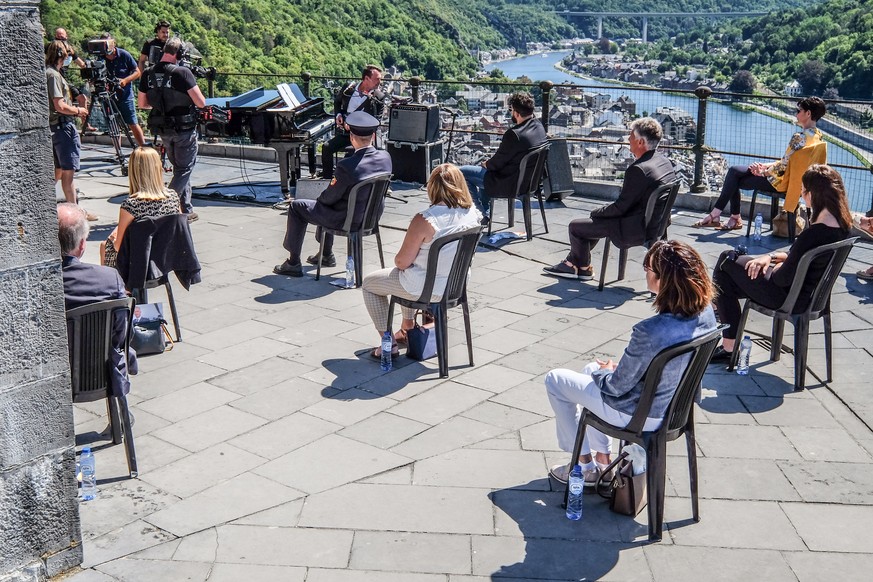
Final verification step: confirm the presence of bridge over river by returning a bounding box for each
[557,11,769,42]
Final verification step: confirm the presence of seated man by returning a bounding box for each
[543,117,676,281]
[274,111,392,277]
[459,91,547,222]
[58,203,136,397]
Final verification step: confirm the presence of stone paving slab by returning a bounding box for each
[66,144,873,581]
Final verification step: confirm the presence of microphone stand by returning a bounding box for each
[442,108,459,164]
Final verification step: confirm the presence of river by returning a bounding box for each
[487,51,868,211]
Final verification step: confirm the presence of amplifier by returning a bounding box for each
[387,140,444,184]
[388,103,440,144]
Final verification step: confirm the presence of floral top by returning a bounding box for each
[767,127,822,190]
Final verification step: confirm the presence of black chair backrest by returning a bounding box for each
[117,214,200,290]
[514,144,550,199]
[771,237,857,317]
[66,297,134,403]
[624,326,723,435]
[341,173,392,234]
[414,225,484,305]
[643,181,680,246]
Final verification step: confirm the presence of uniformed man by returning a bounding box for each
[137,36,206,222]
[275,111,392,277]
[319,64,384,180]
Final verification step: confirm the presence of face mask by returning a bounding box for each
[63,56,73,67]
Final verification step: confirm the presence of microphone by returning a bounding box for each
[441,107,459,115]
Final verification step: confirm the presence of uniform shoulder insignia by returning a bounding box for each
[330,177,337,186]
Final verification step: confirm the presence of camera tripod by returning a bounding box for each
[87,85,135,176]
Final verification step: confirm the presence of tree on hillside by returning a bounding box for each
[796,60,827,96]
[729,70,756,94]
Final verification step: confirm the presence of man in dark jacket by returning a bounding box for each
[59,203,135,396]
[543,117,676,281]
[460,92,548,221]
[274,111,392,277]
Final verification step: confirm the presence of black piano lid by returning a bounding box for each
[225,87,281,110]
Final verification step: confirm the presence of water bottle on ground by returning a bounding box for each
[345,256,355,288]
[380,331,393,372]
[753,213,763,241]
[78,447,96,501]
[566,464,583,520]
[737,335,753,375]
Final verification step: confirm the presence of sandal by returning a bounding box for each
[720,216,743,231]
[371,345,400,359]
[692,213,722,228]
[857,268,873,281]
[394,328,409,345]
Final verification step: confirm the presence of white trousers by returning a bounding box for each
[545,363,662,456]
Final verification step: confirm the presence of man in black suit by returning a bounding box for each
[274,111,393,277]
[58,203,135,396]
[460,91,548,222]
[543,117,676,281]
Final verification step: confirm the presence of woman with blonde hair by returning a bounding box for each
[101,147,181,267]
[362,163,482,358]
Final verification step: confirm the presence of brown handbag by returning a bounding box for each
[772,210,806,238]
[596,450,648,516]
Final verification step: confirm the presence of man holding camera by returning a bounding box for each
[138,20,171,72]
[100,33,146,147]
[46,40,96,221]
[138,37,207,222]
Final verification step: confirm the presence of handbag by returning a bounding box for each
[772,209,806,238]
[596,450,648,516]
[406,311,437,361]
[130,302,173,356]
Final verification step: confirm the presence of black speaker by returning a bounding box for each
[387,140,444,183]
[388,104,440,144]
[545,138,574,201]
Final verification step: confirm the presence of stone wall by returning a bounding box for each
[0,1,83,579]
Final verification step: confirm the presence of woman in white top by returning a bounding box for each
[362,163,482,358]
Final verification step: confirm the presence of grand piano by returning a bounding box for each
[206,83,334,195]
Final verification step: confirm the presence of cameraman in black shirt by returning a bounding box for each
[138,37,206,222]
[138,20,171,72]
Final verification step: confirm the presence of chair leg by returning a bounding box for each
[646,435,668,542]
[522,194,532,241]
[433,305,450,378]
[746,191,757,238]
[787,211,796,243]
[598,239,611,291]
[164,280,181,342]
[824,312,833,383]
[315,236,326,281]
[386,297,397,336]
[487,199,494,236]
[352,235,363,288]
[375,230,385,269]
[729,301,751,371]
[617,248,629,282]
[462,298,474,366]
[106,397,123,445]
[118,395,138,478]
[537,188,549,234]
[563,414,590,508]
[793,316,809,391]
[507,197,515,228]
[685,418,700,522]
[771,318,786,362]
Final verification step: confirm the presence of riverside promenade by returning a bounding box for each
[62,143,873,581]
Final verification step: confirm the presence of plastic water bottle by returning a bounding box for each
[566,464,583,520]
[345,256,355,288]
[380,331,393,372]
[737,335,752,375]
[753,213,763,241]
[78,447,96,501]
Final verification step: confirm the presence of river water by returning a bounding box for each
[487,50,868,210]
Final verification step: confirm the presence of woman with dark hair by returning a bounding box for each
[545,240,717,484]
[694,96,827,231]
[710,164,852,361]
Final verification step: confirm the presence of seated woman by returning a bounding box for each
[101,147,182,268]
[694,96,827,231]
[546,240,717,484]
[362,163,481,357]
[710,164,852,362]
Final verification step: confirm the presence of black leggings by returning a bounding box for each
[713,251,787,340]
[715,165,778,216]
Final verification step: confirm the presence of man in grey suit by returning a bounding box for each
[274,111,392,277]
[543,117,676,281]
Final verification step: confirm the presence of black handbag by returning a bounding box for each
[406,311,437,361]
[596,450,648,517]
[131,318,173,355]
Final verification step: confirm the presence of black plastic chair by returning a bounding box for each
[488,143,550,241]
[728,237,857,390]
[598,182,680,292]
[117,214,201,342]
[387,226,483,378]
[66,297,138,478]
[562,326,723,542]
[315,173,392,287]
[746,190,805,243]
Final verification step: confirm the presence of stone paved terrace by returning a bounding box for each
[61,143,873,581]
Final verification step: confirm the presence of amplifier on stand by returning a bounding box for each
[388,103,440,144]
[387,140,444,184]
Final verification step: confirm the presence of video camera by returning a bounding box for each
[177,42,213,79]
[80,39,119,94]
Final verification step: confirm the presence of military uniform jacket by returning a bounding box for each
[312,146,392,230]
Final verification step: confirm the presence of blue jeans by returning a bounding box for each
[460,165,489,215]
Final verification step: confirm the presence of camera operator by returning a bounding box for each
[138,20,171,72]
[52,28,94,130]
[99,33,146,147]
[46,41,96,221]
[138,36,206,222]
